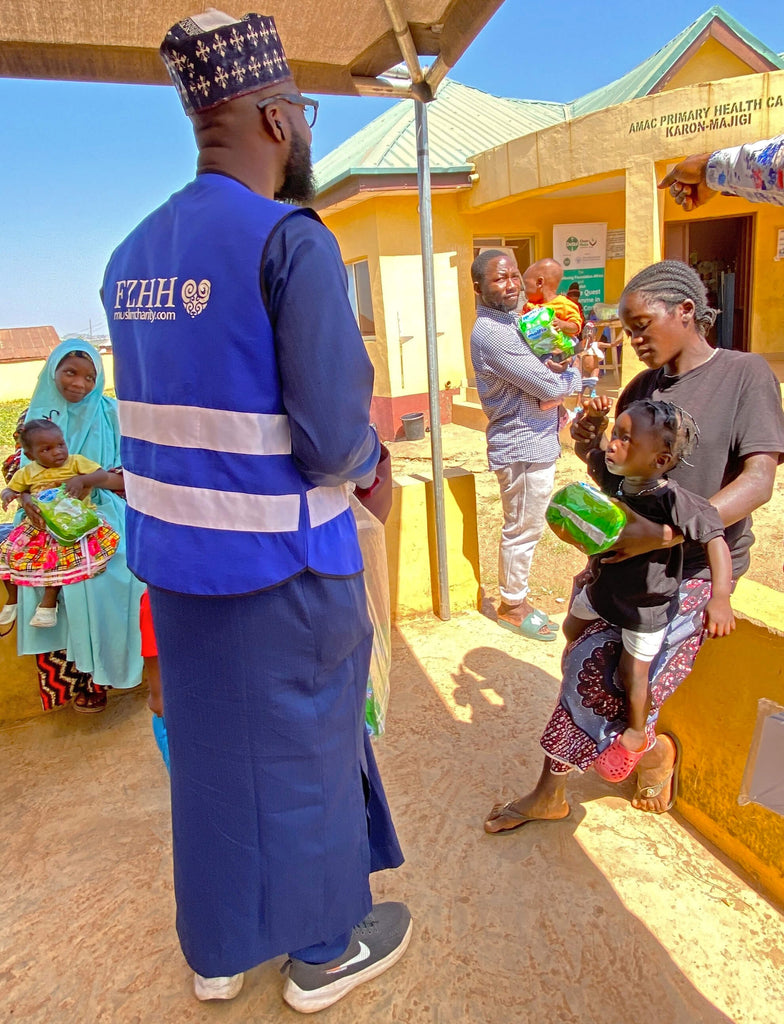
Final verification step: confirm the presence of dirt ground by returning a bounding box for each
[388,420,784,619]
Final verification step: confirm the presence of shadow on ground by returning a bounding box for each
[2,611,782,1022]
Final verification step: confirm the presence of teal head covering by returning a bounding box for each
[25,339,120,467]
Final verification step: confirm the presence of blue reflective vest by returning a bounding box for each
[103,174,362,596]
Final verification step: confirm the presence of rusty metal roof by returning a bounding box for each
[0,326,60,364]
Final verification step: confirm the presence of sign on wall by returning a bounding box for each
[553,222,607,309]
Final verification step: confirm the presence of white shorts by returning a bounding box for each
[570,586,667,662]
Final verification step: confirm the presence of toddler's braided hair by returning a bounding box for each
[19,418,63,450]
[621,260,718,336]
[625,399,699,467]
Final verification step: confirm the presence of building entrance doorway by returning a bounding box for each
[664,215,753,350]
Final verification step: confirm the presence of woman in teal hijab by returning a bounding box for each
[15,340,144,710]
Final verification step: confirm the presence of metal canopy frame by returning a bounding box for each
[2,0,507,620]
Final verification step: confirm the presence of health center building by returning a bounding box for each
[313,6,784,440]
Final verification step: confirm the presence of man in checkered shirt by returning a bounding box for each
[470,250,582,641]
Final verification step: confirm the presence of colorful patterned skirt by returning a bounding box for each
[0,519,119,587]
[540,575,713,773]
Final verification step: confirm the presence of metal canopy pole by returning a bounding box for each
[414,96,450,620]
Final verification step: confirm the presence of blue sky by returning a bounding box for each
[1,2,783,337]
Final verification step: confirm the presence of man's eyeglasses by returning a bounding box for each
[257,93,319,128]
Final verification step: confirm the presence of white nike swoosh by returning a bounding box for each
[324,941,371,975]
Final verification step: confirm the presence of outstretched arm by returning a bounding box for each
[659,136,784,210]
[62,469,114,501]
[703,535,735,638]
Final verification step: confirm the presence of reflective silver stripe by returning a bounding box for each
[306,482,351,528]
[124,470,300,533]
[118,401,291,456]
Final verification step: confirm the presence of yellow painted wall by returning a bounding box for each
[663,37,757,93]
[658,577,784,905]
[385,468,480,620]
[324,193,476,398]
[469,70,784,208]
[0,355,116,401]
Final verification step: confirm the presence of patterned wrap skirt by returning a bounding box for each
[540,575,713,773]
[0,519,120,587]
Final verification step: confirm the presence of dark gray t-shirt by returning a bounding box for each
[586,451,725,631]
[618,349,784,580]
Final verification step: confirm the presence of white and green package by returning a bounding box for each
[546,481,627,555]
[31,486,102,545]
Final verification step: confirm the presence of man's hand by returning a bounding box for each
[658,153,715,212]
[600,504,681,563]
[354,444,392,524]
[545,355,576,374]
[703,595,736,638]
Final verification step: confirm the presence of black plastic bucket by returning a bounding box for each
[400,412,425,441]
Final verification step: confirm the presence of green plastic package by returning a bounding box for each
[519,306,575,358]
[32,486,102,545]
[546,481,627,556]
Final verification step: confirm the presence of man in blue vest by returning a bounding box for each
[103,10,410,1013]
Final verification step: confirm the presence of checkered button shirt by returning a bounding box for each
[470,305,582,470]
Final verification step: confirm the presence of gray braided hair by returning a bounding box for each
[621,260,718,336]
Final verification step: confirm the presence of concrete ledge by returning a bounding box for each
[451,399,487,433]
[0,636,40,727]
[658,577,784,905]
[385,467,480,620]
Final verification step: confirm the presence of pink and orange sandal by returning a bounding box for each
[594,734,649,783]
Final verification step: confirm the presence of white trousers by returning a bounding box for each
[495,460,556,606]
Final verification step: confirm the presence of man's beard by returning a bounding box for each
[275,130,316,205]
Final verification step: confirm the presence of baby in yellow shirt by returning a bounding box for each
[0,419,120,629]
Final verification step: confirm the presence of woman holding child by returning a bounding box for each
[10,340,144,711]
[485,260,784,828]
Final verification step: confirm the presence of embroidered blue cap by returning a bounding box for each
[160,9,292,115]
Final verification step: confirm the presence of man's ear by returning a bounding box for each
[680,298,696,323]
[259,103,286,142]
[472,279,482,298]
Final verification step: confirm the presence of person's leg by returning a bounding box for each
[633,579,713,812]
[618,647,651,747]
[496,460,557,633]
[149,574,406,996]
[484,755,571,833]
[0,580,18,625]
[39,585,59,609]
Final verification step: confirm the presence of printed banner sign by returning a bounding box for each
[553,222,607,309]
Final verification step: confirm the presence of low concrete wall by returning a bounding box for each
[0,637,40,727]
[385,468,481,620]
[658,577,784,905]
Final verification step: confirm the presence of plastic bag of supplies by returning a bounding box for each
[350,493,391,738]
[546,481,627,555]
[31,486,102,544]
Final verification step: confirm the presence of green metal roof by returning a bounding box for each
[570,5,784,118]
[315,79,568,193]
[315,6,784,198]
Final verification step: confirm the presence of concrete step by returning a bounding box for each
[452,399,487,432]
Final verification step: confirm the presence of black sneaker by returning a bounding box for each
[282,902,412,1013]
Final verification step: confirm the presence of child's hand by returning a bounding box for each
[583,395,612,420]
[703,596,736,638]
[1,488,18,511]
[63,476,90,500]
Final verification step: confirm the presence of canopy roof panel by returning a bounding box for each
[0,1,504,95]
